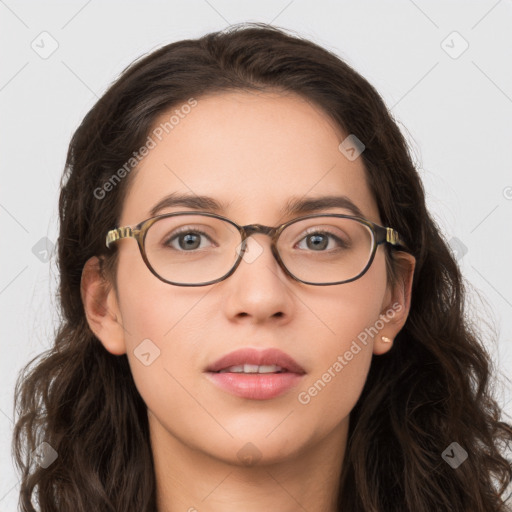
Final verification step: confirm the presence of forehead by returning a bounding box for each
[120,90,379,226]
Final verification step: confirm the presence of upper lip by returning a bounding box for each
[206,348,306,374]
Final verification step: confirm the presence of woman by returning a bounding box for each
[13,22,512,511]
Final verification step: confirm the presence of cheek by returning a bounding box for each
[116,279,209,441]
[295,251,388,417]
[305,249,389,345]
[113,248,200,398]
[296,345,372,431]
[114,244,197,341]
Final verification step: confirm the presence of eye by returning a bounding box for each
[164,228,215,251]
[295,229,350,251]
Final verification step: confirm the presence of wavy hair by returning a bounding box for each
[13,22,512,511]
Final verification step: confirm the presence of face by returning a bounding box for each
[86,90,412,467]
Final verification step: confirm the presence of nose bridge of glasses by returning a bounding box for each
[241,223,279,241]
[237,224,283,263]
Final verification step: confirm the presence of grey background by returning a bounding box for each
[1,1,511,509]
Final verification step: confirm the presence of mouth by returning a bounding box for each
[216,364,289,374]
[206,347,306,374]
[205,348,306,400]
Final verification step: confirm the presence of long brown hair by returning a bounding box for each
[13,22,512,511]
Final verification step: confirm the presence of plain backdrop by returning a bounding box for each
[1,1,511,509]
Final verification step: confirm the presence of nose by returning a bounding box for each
[222,234,293,323]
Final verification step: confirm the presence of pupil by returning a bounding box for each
[180,233,200,250]
[307,234,327,250]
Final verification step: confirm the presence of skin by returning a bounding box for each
[82,90,415,512]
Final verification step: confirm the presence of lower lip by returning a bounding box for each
[206,372,304,400]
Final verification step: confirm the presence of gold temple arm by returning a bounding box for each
[105,226,139,248]
[386,227,409,251]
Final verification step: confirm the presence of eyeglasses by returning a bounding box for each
[105,211,410,286]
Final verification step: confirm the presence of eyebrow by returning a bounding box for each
[149,192,365,219]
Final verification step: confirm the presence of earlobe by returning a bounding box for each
[374,251,416,355]
[80,256,127,355]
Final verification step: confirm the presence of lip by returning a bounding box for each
[205,348,306,400]
[206,348,306,374]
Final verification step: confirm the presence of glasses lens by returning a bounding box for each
[144,214,241,284]
[278,216,375,284]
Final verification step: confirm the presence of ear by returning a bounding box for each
[373,251,416,355]
[80,256,127,355]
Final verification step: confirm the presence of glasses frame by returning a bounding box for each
[105,211,410,287]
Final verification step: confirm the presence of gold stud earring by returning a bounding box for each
[381,336,392,343]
